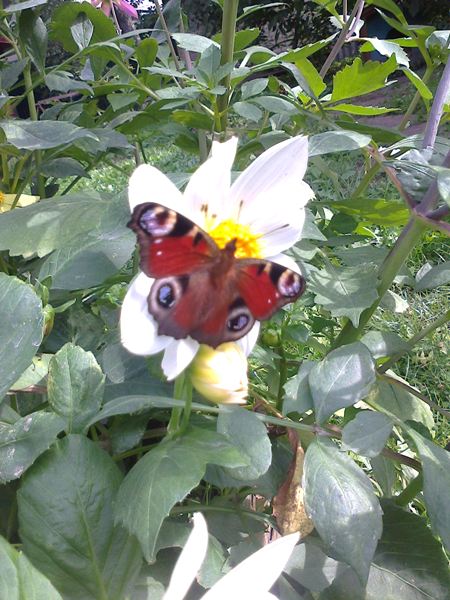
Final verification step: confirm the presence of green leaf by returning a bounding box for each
[320,501,450,600]
[309,342,376,424]
[360,38,409,66]
[408,430,450,553]
[304,438,382,584]
[154,520,226,588]
[0,59,27,90]
[0,412,65,483]
[375,376,434,430]
[18,435,142,600]
[370,455,396,497]
[0,120,97,150]
[0,191,128,258]
[217,406,271,481]
[331,56,397,102]
[284,539,341,592]
[35,229,134,290]
[308,263,379,327]
[3,0,47,12]
[437,169,450,206]
[110,414,149,455]
[70,12,93,51]
[44,71,92,93]
[18,10,47,73]
[0,535,62,600]
[402,68,433,100]
[115,427,248,561]
[171,33,218,53]
[295,57,326,97]
[10,354,51,391]
[40,157,88,178]
[325,103,398,116]
[172,110,213,130]
[309,130,371,156]
[342,411,393,457]
[47,343,105,433]
[374,371,434,430]
[0,274,44,401]
[283,360,314,415]
[135,37,158,68]
[88,395,182,423]
[331,196,409,226]
[415,261,450,290]
[253,95,297,115]
[232,101,263,122]
[361,330,409,358]
[240,78,268,99]
[50,1,116,54]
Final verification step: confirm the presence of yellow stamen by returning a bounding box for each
[209,219,262,258]
[0,192,4,204]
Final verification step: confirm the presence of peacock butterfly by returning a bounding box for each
[128,202,305,348]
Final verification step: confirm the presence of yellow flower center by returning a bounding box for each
[0,192,4,204]
[209,219,262,258]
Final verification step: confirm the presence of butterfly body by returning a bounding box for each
[128,202,305,348]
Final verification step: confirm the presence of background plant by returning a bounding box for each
[0,0,449,598]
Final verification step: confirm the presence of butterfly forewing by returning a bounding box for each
[128,202,217,278]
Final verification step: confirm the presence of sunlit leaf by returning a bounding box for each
[342,411,393,457]
[309,342,376,423]
[331,55,397,101]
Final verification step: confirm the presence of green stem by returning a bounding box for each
[217,0,239,134]
[154,0,181,72]
[394,474,423,507]
[23,63,45,198]
[276,345,288,412]
[399,65,434,131]
[179,378,193,433]
[167,372,186,436]
[2,153,9,188]
[332,217,426,348]
[379,309,450,373]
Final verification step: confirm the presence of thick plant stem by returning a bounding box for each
[332,217,426,348]
[422,58,450,151]
[217,0,239,133]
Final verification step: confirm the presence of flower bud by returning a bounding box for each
[189,343,248,405]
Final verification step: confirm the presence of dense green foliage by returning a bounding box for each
[0,0,449,598]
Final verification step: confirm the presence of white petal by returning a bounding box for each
[229,136,309,220]
[162,337,199,380]
[237,321,260,356]
[202,532,299,599]
[120,273,172,355]
[243,180,314,256]
[183,137,238,229]
[128,164,184,213]
[266,253,301,274]
[163,513,208,600]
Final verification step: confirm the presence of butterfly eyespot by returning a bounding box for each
[139,206,176,236]
[157,283,176,309]
[228,312,250,332]
[278,271,302,297]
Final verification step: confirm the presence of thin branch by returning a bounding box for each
[422,57,450,152]
[320,0,364,79]
[154,0,181,72]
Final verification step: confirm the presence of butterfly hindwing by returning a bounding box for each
[235,259,305,320]
[128,202,217,278]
